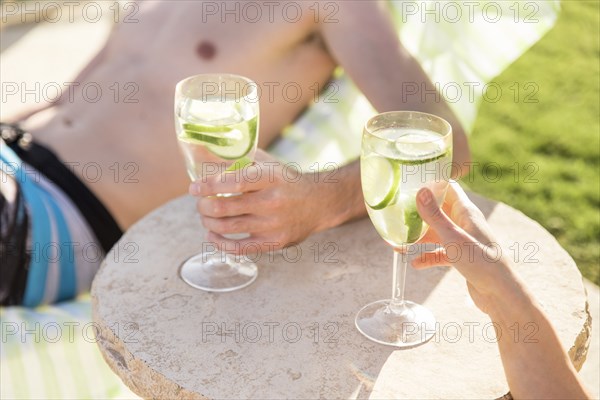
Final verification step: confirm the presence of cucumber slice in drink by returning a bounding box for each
[183,123,233,134]
[393,131,449,166]
[207,116,258,160]
[380,202,409,244]
[403,197,423,243]
[181,131,235,146]
[181,116,258,160]
[181,123,238,146]
[226,156,253,171]
[396,151,448,166]
[378,195,423,245]
[361,154,400,210]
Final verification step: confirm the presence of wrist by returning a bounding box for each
[485,271,539,327]
[310,162,366,232]
[309,174,342,232]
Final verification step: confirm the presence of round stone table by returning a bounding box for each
[91,193,591,399]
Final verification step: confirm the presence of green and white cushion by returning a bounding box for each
[269,0,560,168]
[1,2,560,398]
[1,295,138,399]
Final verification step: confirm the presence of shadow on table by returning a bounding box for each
[311,192,500,398]
[468,191,498,219]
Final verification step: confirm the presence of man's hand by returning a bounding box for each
[189,150,362,254]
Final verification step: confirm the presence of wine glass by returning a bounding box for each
[174,73,259,292]
[356,111,452,347]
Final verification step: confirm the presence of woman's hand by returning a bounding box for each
[415,181,591,399]
[413,181,525,315]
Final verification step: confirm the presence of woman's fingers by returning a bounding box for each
[416,187,467,245]
[411,248,451,269]
[416,226,441,244]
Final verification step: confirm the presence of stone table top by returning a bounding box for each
[91,193,591,399]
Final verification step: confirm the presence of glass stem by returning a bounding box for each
[389,247,408,311]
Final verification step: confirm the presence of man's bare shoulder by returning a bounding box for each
[313,0,389,28]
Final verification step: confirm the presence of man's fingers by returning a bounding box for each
[416,187,466,245]
[197,192,258,218]
[191,162,273,197]
[411,248,451,269]
[201,215,270,235]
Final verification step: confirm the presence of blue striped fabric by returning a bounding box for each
[0,141,98,306]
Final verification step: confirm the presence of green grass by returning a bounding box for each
[469,0,600,284]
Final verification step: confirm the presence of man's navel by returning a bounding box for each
[196,41,217,61]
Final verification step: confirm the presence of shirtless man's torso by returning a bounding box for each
[23,1,469,232]
[32,1,337,228]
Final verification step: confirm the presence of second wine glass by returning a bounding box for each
[356,111,452,347]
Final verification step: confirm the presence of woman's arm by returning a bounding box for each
[414,182,590,399]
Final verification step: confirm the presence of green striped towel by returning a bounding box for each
[2,1,559,398]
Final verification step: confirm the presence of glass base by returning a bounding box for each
[179,252,257,292]
[355,300,436,347]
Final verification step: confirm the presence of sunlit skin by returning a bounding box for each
[19,1,470,250]
[414,182,590,400]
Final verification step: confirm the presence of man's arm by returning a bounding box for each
[306,0,472,230]
[191,1,473,249]
[318,0,470,175]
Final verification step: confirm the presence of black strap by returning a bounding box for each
[0,170,30,305]
[1,123,123,254]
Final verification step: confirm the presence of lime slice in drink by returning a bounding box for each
[403,197,423,243]
[361,154,400,210]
